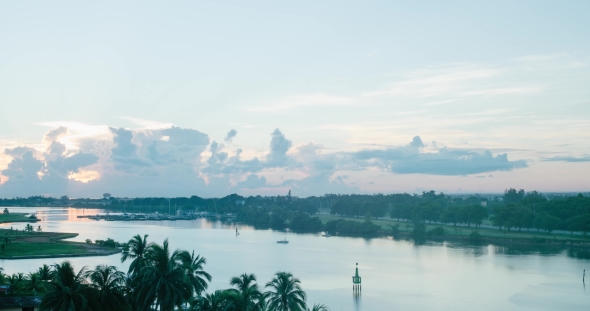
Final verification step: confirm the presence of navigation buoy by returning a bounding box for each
[352,263,362,293]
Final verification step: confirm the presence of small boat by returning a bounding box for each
[323,233,331,237]
[277,238,289,244]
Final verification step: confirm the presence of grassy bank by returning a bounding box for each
[315,214,590,243]
[0,229,120,259]
[0,213,38,224]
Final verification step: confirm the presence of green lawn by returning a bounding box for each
[0,213,37,223]
[0,242,88,257]
[315,214,589,241]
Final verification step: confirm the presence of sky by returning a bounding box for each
[0,0,589,198]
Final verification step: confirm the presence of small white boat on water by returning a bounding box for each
[323,233,331,237]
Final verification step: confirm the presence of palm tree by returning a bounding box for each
[177,250,212,296]
[37,264,53,282]
[8,273,25,293]
[85,264,128,311]
[264,272,306,311]
[24,272,44,296]
[0,267,6,285]
[188,290,230,311]
[226,273,263,311]
[121,234,149,275]
[40,261,97,311]
[307,304,329,311]
[132,239,192,311]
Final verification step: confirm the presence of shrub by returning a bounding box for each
[427,226,445,236]
[412,223,426,237]
[469,231,482,242]
[391,224,400,235]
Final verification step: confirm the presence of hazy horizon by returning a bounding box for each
[1,1,589,198]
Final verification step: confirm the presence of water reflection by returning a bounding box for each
[1,206,590,311]
[567,248,590,260]
[353,291,361,311]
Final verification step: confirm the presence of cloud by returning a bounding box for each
[542,155,590,162]
[120,117,173,129]
[234,174,267,189]
[109,127,148,172]
[203,128,294,175]
[4,146,38,158]
[267,128,292,165]
[352,136,527,175]
[224,129,238,143]
[0,127,100,197]
[365,64,499,98]
[0,124,530,197]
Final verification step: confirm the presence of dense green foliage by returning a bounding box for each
[3,189,590,237]
[324,219,381,236]
[0,234,327,311]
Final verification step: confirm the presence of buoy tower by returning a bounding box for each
[352,263,361,292]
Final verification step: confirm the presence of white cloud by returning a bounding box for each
[119,117,174,129]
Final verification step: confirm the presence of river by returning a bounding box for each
[1,207,588,310]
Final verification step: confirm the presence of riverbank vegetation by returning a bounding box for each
[2,189,589,242]
[0,234,328,311]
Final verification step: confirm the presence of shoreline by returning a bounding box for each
[0,249,121,260]
[0,212,39,224]
[0,229,122,260]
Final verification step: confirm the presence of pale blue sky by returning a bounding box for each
[1,0,589,198]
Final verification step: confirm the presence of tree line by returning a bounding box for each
[3,190,589,235]
[0,234,328,311]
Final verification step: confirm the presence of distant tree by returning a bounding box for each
[510,205,535,231]
[567,214,590,236]
[3,208,8,214]
[534,211,561,233]
[467,204,488,227]
[504,188,525,204]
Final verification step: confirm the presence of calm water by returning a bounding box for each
[1,207,588,310]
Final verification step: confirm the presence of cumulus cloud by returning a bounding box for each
[224,129,237,143]
[353,136,527,175]
[267,129,292,165]
[109,127,148,172]
[0,127,100,197]
[0,124,529,197]
[235,174,267,189]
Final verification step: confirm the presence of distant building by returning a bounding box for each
[235,200,245,205]
[480,201,487,207]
